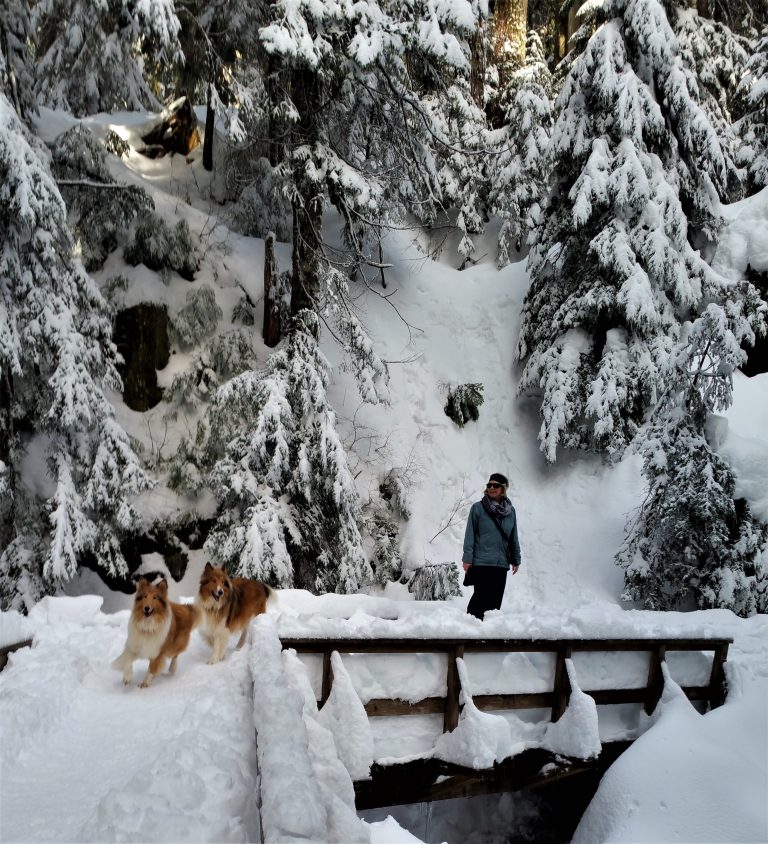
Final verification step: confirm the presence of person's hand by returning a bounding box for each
[463,563,471,571]
[511,565,520,575]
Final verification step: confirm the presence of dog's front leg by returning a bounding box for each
[140,656,166,688]
[112,651,134,685]
[207,632,228,664]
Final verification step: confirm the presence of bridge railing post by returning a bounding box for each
[644,644,666,715]
[320,650,333,708]
[551,643,572,722]
[444,644,465,732]
[707,642,729,710]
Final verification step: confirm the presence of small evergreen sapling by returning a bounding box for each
[445,383,484,427]
[171,285,223,349]
[124,214,200,281]
[407,562,462,601]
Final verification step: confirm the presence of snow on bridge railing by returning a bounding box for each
[278,635,733,732]
[278,633,733,809]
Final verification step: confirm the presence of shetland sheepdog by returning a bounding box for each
[196,563,272,664]
[112,577,199,688]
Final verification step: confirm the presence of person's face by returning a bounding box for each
[485,481,504,499]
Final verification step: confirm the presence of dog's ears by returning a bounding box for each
[136,577,150,590]
[157,578,169,594]
[203,562,213,573]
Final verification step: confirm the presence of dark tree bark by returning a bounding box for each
[492,0,529,88]
[203,83,215,172]
[289,66,324,316]
[263,232,281,347]
[470,16,487,107]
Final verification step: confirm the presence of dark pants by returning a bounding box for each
[466,566,508,620]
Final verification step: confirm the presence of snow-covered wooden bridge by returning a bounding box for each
[277,632,732,809]
[0,603,738,843]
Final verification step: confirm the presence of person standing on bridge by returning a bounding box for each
[462,473,521,620]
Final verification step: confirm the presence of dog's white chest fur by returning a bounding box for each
[125,615,172,658]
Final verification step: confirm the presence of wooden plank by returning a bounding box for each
[551,643,573,722]
[444,645,464,733]
[353,742,634,809]
[707,642,729,710]
[281,636,732,654]
[358,685,715,717]
[474,692,553,710]
[364,697,444,716]
[644,644,666,715]
[0,639,33,672]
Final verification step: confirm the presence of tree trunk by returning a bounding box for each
[290,192,323,316]
[203,83,215,172]
[469,16,487,108]
[0,365,16,532]
[289,66,323,317]
[263,233,281,347]
[492,0,529,89]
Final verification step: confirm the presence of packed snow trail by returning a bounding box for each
[0,597,259,843]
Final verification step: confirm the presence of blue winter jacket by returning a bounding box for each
[462,500,522,569]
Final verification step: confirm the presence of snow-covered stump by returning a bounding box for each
[250,617,369,843]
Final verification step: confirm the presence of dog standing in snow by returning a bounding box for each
[196,562,272,664]
[112,577,199,688]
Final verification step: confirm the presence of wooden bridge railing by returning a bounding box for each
[280,636,732,731]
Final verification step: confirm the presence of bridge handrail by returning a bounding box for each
[279,634,732,730]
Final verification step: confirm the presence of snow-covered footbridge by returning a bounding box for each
[0,595,741,843]
[276,631,730,810]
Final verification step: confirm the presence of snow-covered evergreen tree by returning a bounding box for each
[517,0,738,462]
[33,0,182,115]
[674,7,749,192]
[618,300,768,616]
[51,125,153,271]
[205,310,373,594]
[0,95,152,611]
[735,26,768,192]
[259,0,489,306]
[489,31,555,266]
[0,0,36,119]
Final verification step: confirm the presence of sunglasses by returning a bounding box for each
[486,482,503,489]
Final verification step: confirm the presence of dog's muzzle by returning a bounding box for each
[213,589,224,601]
[143,606,153,616]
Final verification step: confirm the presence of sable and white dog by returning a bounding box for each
[196,563,272,664]
[112,577,200,688]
